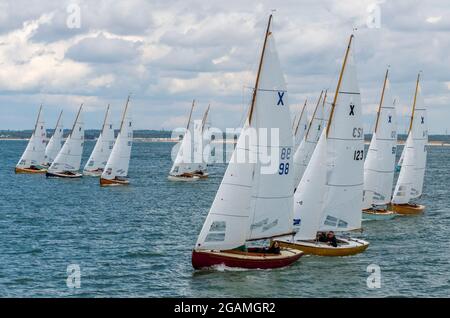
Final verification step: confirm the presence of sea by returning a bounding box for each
[0,140,449,297]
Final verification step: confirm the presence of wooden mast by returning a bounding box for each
[101,104,111,133]
[33,104,43,136]
[408,72,421,133]
[294,99,308,137]
[374,68,389,133]
[201,104,211,132]
[187,99,195,130]
[69,103,83,137]
[119,95,131,131]
[326,34,354,137]
[304,90,324,139]
[248,14,273,125]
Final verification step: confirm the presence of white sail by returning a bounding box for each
[363,75,397,208]
[84,105,115,173]
[48,105,84,173]
[410,84,427,199]
[196,17,293,249]
[293,101,308,150]
[397,143,405,167]
[293,130,327,240]
[392,133,415,204]
[102,98,133,180]
[320,35,364,232]
[293,92,325,189]
[44,111,63,166]
[16,106,47,169]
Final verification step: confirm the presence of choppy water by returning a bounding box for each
[0,140,449,297]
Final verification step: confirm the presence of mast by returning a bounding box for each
[54,110,63,132]
[187,99,195,130]
[120,95,131,131]
[305,91,324,139]
[326,34,354,137]
[408,72,421,133]
[101,104,111,133]
[70,104,83,137]
[33,104,43,136]
[201,104,210,132]
[374,68,389,133]
[294,99,308,136]
[248,14,273,125]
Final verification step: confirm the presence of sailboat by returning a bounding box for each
[15,105,47,174]
[168,100,208,181]
[362,69,397,220]
[44,111,63,167]
[389,73,427,214]
[192,15,303,270]
[292,90,326,189]
[293,100,308,150]
[84,105,115,176]
[100,96,133,186]
[46,104,84,178]
[278,34,369,256]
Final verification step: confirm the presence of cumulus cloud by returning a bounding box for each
[0,0,449,133]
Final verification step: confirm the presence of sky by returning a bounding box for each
[0,0,449,134]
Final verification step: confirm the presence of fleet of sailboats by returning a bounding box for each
[12,14,432,270]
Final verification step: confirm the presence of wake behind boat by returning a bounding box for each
[192,15,303,270]
[46,104,84,179]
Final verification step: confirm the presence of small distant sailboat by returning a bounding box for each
[278,34,369,256]
[389,73,427,214]
[293,99,308,150]
[292,90,326,189]
[168,100,208,181]
[84,105,115,176]
[46,104,84,178]
[362,69,397,220]
[100,96,133,186]
[15,105,47,174]
[43,111,64,167]
[192,15,303,270]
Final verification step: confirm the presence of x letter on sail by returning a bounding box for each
[277,92,285,106]
[349,103,355,116]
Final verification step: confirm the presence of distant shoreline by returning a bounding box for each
[1,137,448,146]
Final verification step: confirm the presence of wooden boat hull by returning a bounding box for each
[168,172,208,182]
[388,203,425,215]
[100,177,130,186]
[15,167,47,174]
[277,237,369,257]
[46,171,83,178]
[192,248,303,270]
[362,209,396,221]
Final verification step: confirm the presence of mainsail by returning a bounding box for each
[48,105,84,173]
[84,105,115,173]
[44,111,63,166]
[293,91,325,188]
[196,15,293,250]
[16,105,47,169]
[363,69,397,208]
[320,35,364,232]
[101,97,133,180]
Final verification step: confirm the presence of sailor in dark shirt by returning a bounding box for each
[326,231,338,247]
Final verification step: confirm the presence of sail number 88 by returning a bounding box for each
[279,148,291,175]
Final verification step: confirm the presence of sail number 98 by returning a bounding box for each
[279,147,291,175]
